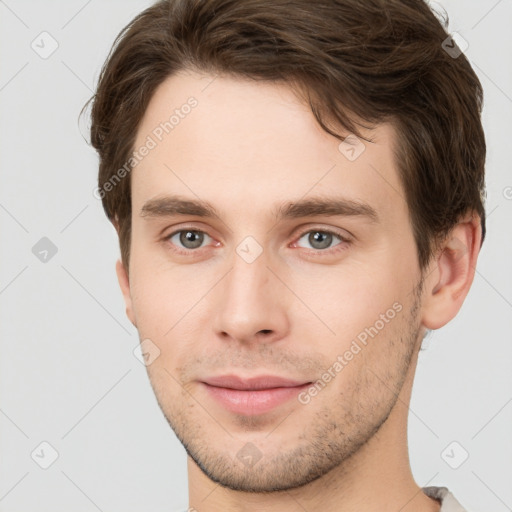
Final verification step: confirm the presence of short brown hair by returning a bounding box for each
[86,0,486,273]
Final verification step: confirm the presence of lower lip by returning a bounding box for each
[201,382,311,415]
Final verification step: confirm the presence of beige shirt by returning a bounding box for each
[423,486,468,511]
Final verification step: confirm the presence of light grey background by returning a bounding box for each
[0,1,511,511]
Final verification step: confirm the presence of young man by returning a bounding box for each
[87,0,486,510]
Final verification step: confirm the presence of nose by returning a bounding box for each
[211,246,291,347]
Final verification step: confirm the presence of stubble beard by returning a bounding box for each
[150,279,424,493]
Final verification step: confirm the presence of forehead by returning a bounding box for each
[131,70,406,225]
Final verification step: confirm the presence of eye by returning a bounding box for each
[294,228,350,252]
[162,226,350,255]
[164,229,213,252]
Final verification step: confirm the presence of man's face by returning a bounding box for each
[122,70,426,492]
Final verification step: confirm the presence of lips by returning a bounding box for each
[202,374,310,391]
[200,374,312,415]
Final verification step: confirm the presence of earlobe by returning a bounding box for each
[421,215,481,330]
[115,259,137,327]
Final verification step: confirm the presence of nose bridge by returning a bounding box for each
[225,242,273,316]
[212,238,289,343]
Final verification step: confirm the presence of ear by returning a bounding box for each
[421,214,482,330]
[115,259,137,327]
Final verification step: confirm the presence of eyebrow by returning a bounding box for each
[140,195,378,223]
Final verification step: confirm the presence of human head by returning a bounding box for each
[84,0,486,501]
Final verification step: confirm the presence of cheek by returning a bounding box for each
[289,259,407,339]
[128,256,217,352]
[128,264,179,338]
[128,224,417,350]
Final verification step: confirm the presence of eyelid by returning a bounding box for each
[294,225,352,243]
[163,222,215,241]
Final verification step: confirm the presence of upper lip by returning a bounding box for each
[202,375,311,391]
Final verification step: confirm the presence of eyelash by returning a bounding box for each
[291,227,351,254]
[162,226,351,256]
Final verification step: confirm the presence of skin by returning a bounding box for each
[115,70,481,511]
